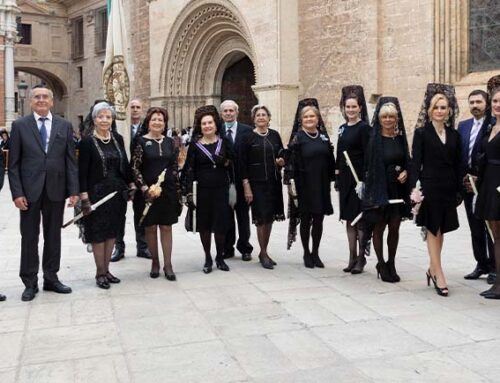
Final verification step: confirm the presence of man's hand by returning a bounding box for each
[67,195,79,208]
[14,196,28,211]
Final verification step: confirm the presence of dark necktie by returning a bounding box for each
[39,117,48,152]
[226,127,234,144]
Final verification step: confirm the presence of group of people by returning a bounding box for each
[1,74,499,302]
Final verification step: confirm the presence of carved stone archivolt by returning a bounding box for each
[158,1,257,129]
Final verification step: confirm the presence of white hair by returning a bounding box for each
[92,102,116,120]
[220,100,239,112]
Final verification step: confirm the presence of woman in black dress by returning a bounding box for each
[336,86,371,274]
[131,107,180,281]
[476,77,500,299]
[181,105,233,273]
[361,97,411,283]
[285,101,335,268]
[79,102,135,289]
[410,84,462,297]
[240,105,285,269]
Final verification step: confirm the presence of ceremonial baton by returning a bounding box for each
[343,151,360,184]
[139,169,167,226]
[192,181,198,233]
[468,174,495,242]
[62,191,118,228]
[350,199,405,226]
[290,179,299,208]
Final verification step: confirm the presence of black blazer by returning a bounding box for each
[220,122,252,185]
[8,113,79,202]
[78,132,132,194]
[457,117,490,174]
[410,122,464,200]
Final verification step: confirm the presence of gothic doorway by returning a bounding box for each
[221,56,258,126]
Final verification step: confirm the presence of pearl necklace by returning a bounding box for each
[255,129,269,137]
[303,129,319,139]
[94,131,111,144]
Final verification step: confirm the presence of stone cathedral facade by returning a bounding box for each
[4,0,499,142]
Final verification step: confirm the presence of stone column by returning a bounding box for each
[4,31,15,125]
[0,0,20,130]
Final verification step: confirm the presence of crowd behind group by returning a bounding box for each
[0,74,499,303]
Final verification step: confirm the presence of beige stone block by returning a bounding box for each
[268,329,345,369]
[282,300,345,327]
[128,340,247,383]
[23,323,122,364]
[204,302,303,338]
[0,369,16,383]
[312,320,432,361]
[0,332,23,369]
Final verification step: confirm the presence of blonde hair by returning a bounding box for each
[300,105,321,121]
[378,102,398,120]
[427,93,449,120]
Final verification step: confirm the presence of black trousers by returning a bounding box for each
[20,188,65,287]
[225,188,253,255]
[464,192,495,271]
[115,201,148,253]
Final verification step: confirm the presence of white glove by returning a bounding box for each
[355,182,365,199]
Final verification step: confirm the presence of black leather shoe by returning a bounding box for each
[487,273,497,285]
[164,268,177,281]
[259,255,274,270]
[464,266,489,280]
[483,291,500,299]
[0,294,6,301]
[215,256,230,271]
[242,253,252,262]
[21,286,39,301]
[136,249,152,259]
[43,281,72,294]
[111,248,125,262]
[96,275,110,289]
[105,272,120,284]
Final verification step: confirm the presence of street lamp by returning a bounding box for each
[17,80,28,117]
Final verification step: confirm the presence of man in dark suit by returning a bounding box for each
[0,148,6,301]
[220,100,253,261]
[459,89,495,281]
[8,85,79,301]
[111,98,151,261]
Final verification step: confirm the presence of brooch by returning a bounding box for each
[338,126,345,137]
[320,134,328,141]
[145,141,152,147]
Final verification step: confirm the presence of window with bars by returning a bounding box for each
[71,17,84,59]
[95,7,108,53]
[469,0,500,72]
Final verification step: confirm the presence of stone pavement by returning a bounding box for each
[1,178,500,383]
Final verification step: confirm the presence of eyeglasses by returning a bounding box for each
[32,94,51,100]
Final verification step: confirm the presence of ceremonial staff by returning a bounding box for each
[139,169,166,226]
[62,191,118,228]
[289,179,298,207]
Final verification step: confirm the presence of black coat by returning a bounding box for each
[0,148,4,191]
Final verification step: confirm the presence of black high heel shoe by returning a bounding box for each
[105,272,121,284]
[164,267,176,281]
[203,258,213,274]
[259,254,274,270]
[96,275,110,289]
[215,256,230,272]
[386,261,400,282]
[150,269,160,279]
[303,251,314,269]
[311,251,325,268]
[426,269,448,297]
[376,262,395,283]
[343,255,356,273]
[351,256,366,274]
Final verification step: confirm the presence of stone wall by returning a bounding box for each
[0,35,4,127]
[298,0,435,143]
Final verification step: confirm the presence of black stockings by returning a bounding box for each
[257,223,273,257]
[200,230,225,263]
[300,213,324,255]
[372,218,401,264]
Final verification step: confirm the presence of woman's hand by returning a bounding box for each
[81,198,92,216]
[243,181,253,204]
[275,157,285,167]
[397,170,408,184]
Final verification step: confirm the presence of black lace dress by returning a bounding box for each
[79,137,129,244]
[131,136,180,227]
[239,129,285,225]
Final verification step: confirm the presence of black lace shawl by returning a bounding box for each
[414,83,459,131]
[362,97,410,209]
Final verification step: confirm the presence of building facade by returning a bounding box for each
[3,0,499,141]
